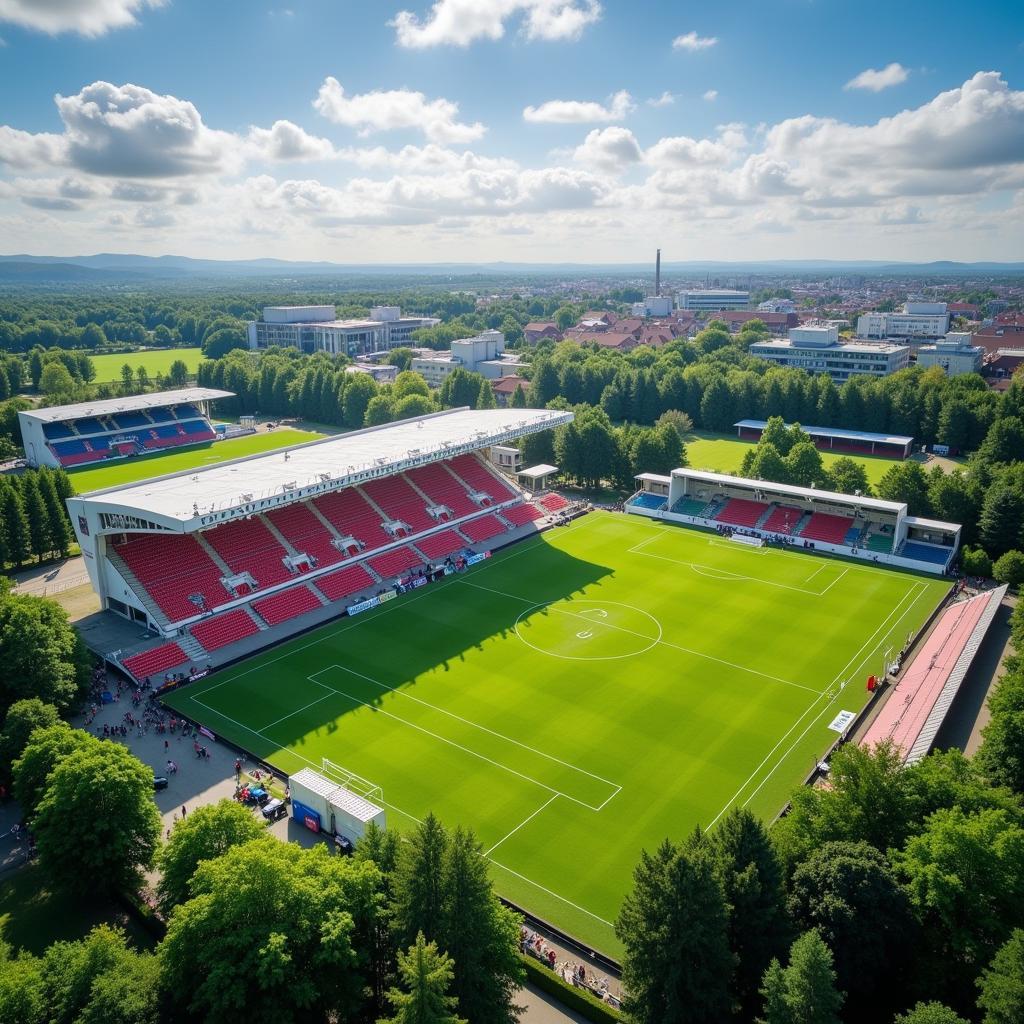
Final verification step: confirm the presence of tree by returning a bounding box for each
[12,723,95,819]
[928,468,978,532]
[0,698,59,787]
[700,378,733,432]
[979,417,1024,465]
[33,740,161,893]
[20,474,50,562]
[510,384,526,408]
[787,841,912,1015]
[976,710,1024,795]
[201,327,247,359]
[527,360,559,407]
[365,393,397,426]
[395,394,436,420]
[160,840,381,1023]
[37,471,72,557]
[825,457,870,496]
[0,484,31,566]
[894,1002,969,1024]
[0,940,46,1024]
[616,834,733,1024]
[0,589,90,718]
[392,813,450,951]
[961,546,993,578]
[977,928,1024,1024]
[393,370,431,401]
[39,362,75,396]
[167,358,190,387]
[119,363,134,395]
[439,368,483,409]
[937,400,974,451]
[476,377,496,409]
[785,442,825,488]
[157,798,269,914]
[994,550,1024,589]
[758,930,844,1024]
[877,461,932,515]
[980,487,1024,558]
[381,932,467,1024]
[343,373,377,427]
[710,808,790,1020]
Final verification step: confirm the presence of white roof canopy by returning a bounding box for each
[21,388,232,424]
[518,464,558,480]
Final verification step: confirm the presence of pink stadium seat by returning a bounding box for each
[113,533,230,622]
[715,498,769,528]
[539,493,569,512]
[122,642,189,679]
[761,505,802,534]
[362,475,435,532]
[368,545,422,579]
[405,464,479,517]
[252,585,321,626]
[204,517,293,589]
[459,513,507,543]
[447,454,518,503]
[801,512,854,545]
[315,563,375,602]
[190,608,260,652]
[416,529,465,561]
[265,502,344,568]
[313,489,392,552]
[502,502,545,527]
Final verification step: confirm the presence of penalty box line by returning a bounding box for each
[307,665,621,814]
[180,696,616,930]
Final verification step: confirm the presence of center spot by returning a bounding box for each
[514,599,662,661]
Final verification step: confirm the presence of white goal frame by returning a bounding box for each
[321,757,384,804]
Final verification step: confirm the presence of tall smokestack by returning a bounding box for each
[655,248,661,297]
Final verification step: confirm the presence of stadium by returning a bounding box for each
[64,393,984,954]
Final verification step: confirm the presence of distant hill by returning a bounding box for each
[0,260,148,282]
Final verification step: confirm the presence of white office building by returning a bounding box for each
[751,324,910,382]
[411,330,525,387]
[631,295,674,317]
[247,305,439,357]
[677,289,750,312]
[758,298,797,314]
[916,332,985,377]
[857,301,950,342]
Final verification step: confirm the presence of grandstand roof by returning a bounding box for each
[21,388,233,424]
[734,420,914,447]
[81,407,572,528]
[672,468,907,514]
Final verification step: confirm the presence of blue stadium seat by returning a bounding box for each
[901,541,952,565]
[43,422,74,439]
[631,493,666,511]
[73,417,105,436]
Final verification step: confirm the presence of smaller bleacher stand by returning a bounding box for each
[502,502,545,527]
[315,563,375,602]
[368,545,421,579]
[630,492,667,511]
[460,513,507,543]
[191,608,260,652]
[539,493,570,513]
[416,529,465,561]
[252,585,322,626]
[122,641,189,678]
[799,512,853,545]
[900,541,952,566]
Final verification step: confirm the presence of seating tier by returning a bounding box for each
[502,502,544,527]
[313,489,391,551]
[459,513,506,543]
[761,505,802,534]
[265,502,344,568]
[368,545,421,579]
[191,608,260,651]
[901,541,952,565]
[448,454,518,502]
[316,563,375,602]
[203,518,292,588]
[715,498,769,528]
[362,475,435,532]
[252,585,321,626]
[540,493,569,512]
[416,529,465,561]
[406,463,479,517]
[122,642,189,679]
[801,512,854,545]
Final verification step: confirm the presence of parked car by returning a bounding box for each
[261,798,287,822]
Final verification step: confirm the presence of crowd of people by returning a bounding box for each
[520,925,620,1009]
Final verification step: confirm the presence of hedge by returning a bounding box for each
[520,953,622,1023]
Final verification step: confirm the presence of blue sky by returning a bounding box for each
[0,0,1022,262]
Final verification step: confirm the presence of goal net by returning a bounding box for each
[321,758,384,803]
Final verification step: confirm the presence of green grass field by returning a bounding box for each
[89,347,205,382]
[68,428,320,493]
[684,431,901,487]
[164,512,948,954]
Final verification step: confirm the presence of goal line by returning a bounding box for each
[321,757,384,804]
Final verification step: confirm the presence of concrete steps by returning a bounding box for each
[104,549,169,629]
[259,513,298,556]
[195,532,233,576]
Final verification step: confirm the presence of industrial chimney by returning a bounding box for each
[655,248,661,297]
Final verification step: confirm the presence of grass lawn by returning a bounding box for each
[164,511,948,955]
[69,428,321,493]
[0,863,155,954]
[88,347,205,383]
[684,431,903,487]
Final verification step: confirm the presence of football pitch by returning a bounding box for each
[164,512,949,954]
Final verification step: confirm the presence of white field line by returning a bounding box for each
[313,663,621,794]
[484,795,559,856]
[307,670,611,812]
[704,579,927,830]
[708,538,769,554]
[805,563,827,583]
[460,578,821,696]
[186,692,615,929]
[256,691,336,732]
[818,567,850,596]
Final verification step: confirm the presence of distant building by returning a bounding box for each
[247,305,439,357]
[522,321,561,345]
[490,375,529,406]
[718,310,797,335]
[750,324,910,382]
[857,301,950,342]
[916,332,985,377]
[631,295,673,317]
[410,330,525,387]
[948,302,981,319]
[757,298,797,314]
[678,289,750,312]
[345,363,398,383]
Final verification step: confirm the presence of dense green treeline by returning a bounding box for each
[0,466,75,570]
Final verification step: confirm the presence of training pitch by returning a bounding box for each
[164,512,949,953]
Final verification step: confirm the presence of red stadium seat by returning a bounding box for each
[447,454,518,503]
[405,464,479,517]
[800,512,854,545]
[416,529,465,561]
[367,545,421,579]
[315,563,375,602]
[122,642,189,678]
[190,608,260,652]
[252,585,322,626]
[502,503,545,527]
[459,513,507,543]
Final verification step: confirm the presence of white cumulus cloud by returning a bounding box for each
[647,91,675,107]
[523,90,633,124]
[672,31,717,52]
[573,127,642,172]
[313,78,485,144]
[703,89,718,102]
[845,63,909,92]
[0,0,164,37]
[390,0,600,48]
[247,120,337,161]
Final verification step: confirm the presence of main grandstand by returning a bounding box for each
[66,407,573,679]
[627,467,961,573]
[19,387,232,469]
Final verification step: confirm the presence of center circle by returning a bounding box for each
[514,599,662,661]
